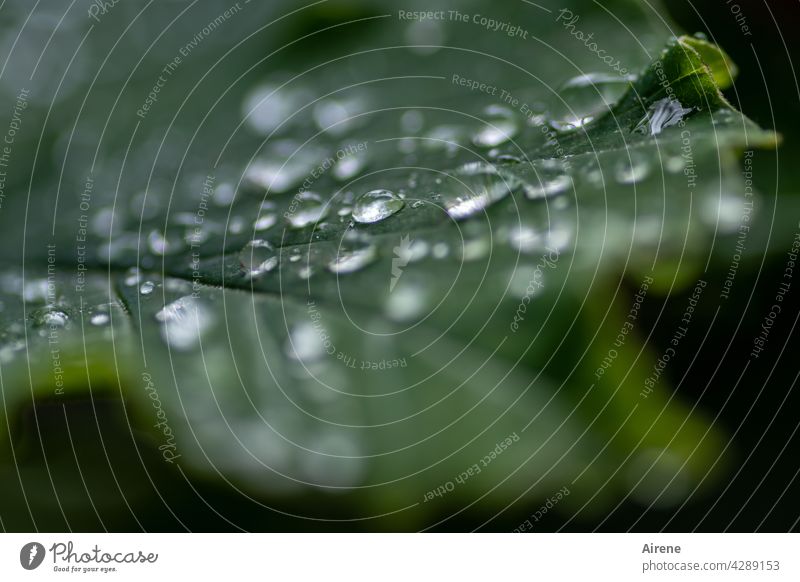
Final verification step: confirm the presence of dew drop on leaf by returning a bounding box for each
[472,105,520,148]
[615,152,651,184]
[327,243,378,274]
[441,162,516,220]
[240,240,279,277]
[286,192,330,229]
[352,189,404,224]
[155,296,214,352]
[253,213,277,232]
[550,72,633,132]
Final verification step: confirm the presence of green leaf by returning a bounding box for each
[0,1,780,529]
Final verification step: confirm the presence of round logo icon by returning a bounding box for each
[19,542,46,570]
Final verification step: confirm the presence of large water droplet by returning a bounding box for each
[286,192,330,229]
[352,189,404,224]
[240,240,279,277]
[551,73,633,132]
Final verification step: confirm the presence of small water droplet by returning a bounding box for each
[352,189,405,224]
[432,242,449,259]
[286,322,327,362]
[156,296,214,351]
[387,283,427,321]
[254,213,277,232]
[124,267,141,287]
[140,281,156,296]
[90,312,110,326]
[508,225,540,253]
[400,109,425,133]
[333,154,366,181]
[522,165,573,200]
[441,162,516,220]
[615,153,651,184]
[313,95,366,136]
[229,216,247,235]
[36,308,69,328]
[286,192,330,229]
[472,105,519,148]
[148,230,183,256]
[243,83,309,135]
[327,243,378,274]
[666,155,685,173]
[240,240,279,277]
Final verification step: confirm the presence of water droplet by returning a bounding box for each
[405,19,445,56]
[424,125,465,153]
[387,283,427,321]
[472,105,519,148]
[551,73,633,132]
[333,154,366,181]
[140,281,156,296]
[441,162,516,220]
[243,83,309,135]
[666,155,685,173]
[90,312,110,326]
[432,242,449,259]
[148,229,183,256]
[213,182,236,206]
[400,110,425,133]
[156,296,214,351]
[286,322,327,362]
[634,97,693,136]
[703,195,742,233]
[286,192,330,229]
[124,267,141,287]
[508,225,540,252]
[615,152,651,184]
[522,164,573,200]
[460,234,491,261]
[254,213,277,232]
[22,279,51,303]
[36,308,69,328]
[240,240,279,277]
[229,216,247,235]
[313,95,366,136]
[352,189,405,224]
[327,243,377,274]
